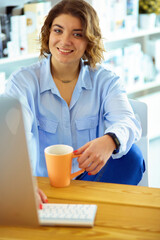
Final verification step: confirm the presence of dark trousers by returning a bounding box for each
[76,144,145,185]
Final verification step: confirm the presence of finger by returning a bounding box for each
[37,192,42,204]
[79,152,99,169]
[78,146,96,165]
[85,159,99,172]
[38,188,48,203]
[79,155,93,169]
[73,142,90,155]
[88,161,104,175]
[36,192,43,209]
[79,149,102,167]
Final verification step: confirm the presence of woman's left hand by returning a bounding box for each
[74,135,116,175]
[36,188,48,209]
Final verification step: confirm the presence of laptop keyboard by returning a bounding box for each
[38,203,97,227]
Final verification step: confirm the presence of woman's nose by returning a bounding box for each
[61,33,72,45]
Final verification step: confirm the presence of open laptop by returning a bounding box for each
[0,96,97,227]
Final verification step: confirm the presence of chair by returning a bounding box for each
[129,99,149,187]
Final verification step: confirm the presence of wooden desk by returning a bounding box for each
[0,177,160,240]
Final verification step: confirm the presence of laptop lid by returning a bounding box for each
[0,96,39,227]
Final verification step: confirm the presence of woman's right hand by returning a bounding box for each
[74,135,116,175]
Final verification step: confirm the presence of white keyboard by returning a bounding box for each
[39,203,97,227]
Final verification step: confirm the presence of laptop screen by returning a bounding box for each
[0,96,39,226]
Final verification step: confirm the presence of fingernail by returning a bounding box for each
[45,199,48,203]
[39,204,43,209]
[73,150,78,153]
[88,173,92,175]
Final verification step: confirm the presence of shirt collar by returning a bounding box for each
[78,60,92,90]
[39,56,93,94]
[39,55,58,94]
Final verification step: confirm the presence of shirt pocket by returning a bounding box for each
[75,115,99,145]
[37,117,59,147]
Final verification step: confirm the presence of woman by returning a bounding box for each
[5,0,145,204]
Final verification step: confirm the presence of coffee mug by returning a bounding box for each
[44,144,85,187]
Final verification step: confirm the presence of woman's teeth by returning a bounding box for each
[58,48,73,53]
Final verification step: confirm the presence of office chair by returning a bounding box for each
[129,99,149,187]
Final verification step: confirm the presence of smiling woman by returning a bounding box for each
[5,0,145,205]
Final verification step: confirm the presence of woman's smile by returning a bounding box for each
[57,47,74,55]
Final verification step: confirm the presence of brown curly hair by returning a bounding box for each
[40,0,105,68]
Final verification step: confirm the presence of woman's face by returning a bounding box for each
[49,14,88,66]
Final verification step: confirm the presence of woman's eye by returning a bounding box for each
[74,33,83,38]
[53,29,62,33]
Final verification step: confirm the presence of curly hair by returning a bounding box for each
[40,0,105,68]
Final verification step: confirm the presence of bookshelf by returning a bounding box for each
[105,27,160,43]
[0,53,39,79]
[0,53,38,65]
[105,27,160,53]
[104,27,160,97]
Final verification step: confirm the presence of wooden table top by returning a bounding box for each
[0,177,160,240]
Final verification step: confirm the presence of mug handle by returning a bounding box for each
[70,154,85,179]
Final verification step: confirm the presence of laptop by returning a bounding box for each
[0,96,97,227]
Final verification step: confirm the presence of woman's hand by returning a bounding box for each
[36,188,48,209]
[74,135,116,175]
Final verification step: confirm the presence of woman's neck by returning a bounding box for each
[50,60,80,84]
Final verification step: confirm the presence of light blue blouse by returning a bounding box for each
[5,55,141,176]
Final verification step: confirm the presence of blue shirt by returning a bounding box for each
[5,55,141,176]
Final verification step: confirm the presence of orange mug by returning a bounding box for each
[44,144,85,187]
